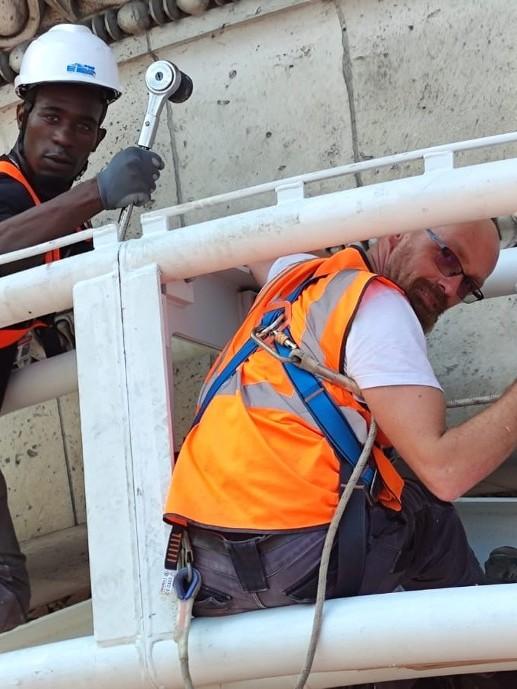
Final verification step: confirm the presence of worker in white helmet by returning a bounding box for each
[0,24,164,633]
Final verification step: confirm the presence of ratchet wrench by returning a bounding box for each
[118,60,193,241]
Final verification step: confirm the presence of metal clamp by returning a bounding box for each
[251,322,362,398]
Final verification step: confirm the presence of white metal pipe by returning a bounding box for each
[0,227,96,267]
[0,243,118,329]
[0,351,77,416]
[0,130,513,271]
[0,131,514,271]
[484,247,517,298]
[133,157,517,281]
[1,635,142,689]
[1,157,517,328]
[2,585,517,688]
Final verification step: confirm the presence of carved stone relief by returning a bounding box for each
[0,1,82,49]
[0,0,232,83]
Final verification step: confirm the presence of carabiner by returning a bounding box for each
[174,565,202,601]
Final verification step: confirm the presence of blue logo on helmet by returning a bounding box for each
[66,63,96,78]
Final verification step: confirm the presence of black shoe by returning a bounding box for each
[484,546,517,584]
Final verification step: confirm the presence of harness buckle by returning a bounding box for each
[340,468,380,507]
[250,326,292,363]
[179,529,194,570]
[266,299,292,329]
[368,468,381,503]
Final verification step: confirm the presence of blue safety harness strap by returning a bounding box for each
[278,337,374,486]
[190,273,372,597]
[192,275,372,484]
[191,277,315,428]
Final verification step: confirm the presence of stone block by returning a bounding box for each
[171,342,217,449]
[339,0,517,186]
[156,0,356,226]
[0,400,74,541]
[0,101,19,152]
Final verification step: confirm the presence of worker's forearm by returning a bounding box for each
[425,380,517,499]
[0,178,103,262]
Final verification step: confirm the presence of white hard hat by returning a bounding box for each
[14,24,122,103]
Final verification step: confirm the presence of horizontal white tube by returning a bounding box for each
[1,157,517,328]
[0,351,77,416]
[142,129,517,220]
[484,247,517,298]
[2,585,517,688]
[0,244,118,329]
[1,635,142,689]
[0,133,513,261]
[132,157,517,282]
[0,227,96,267]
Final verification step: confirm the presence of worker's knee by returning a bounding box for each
[0,559,30,626]
[0,577,27,633]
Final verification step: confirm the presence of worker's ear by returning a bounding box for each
[93,128,107,151]
[388,233,403,248]
[16,103,26,130]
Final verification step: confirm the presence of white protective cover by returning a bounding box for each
[14,24,122,102]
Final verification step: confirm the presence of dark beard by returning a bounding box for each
[406,277,447,333]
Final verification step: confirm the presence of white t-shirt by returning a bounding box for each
[267,254,441,392]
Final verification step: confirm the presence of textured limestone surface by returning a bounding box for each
[172,346,218,449]
[0,401,74,542]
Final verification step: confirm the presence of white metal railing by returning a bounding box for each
[2,152,517,329]
[0,226,97,268]
[3,583,517,688]
[142,129,517,222]
[1,130,517,269]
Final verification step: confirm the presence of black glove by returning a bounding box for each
[96,146,164,210]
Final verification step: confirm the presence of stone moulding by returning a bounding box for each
[0,0,233,85]
[0,0,310,104]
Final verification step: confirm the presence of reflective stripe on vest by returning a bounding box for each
[0,161,61,348]
[164,247,405,532]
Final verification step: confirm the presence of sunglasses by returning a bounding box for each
[426,229,484,304]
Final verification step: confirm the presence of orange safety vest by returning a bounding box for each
[0,161,66,349]
[164,247,405,533]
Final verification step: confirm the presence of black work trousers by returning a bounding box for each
[0,345,30,632]
[0,467,30,631]
[188,480,517,688]
[190,480,483,616]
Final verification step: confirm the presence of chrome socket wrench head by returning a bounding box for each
[118,59,193,241]
[138,60,194,149]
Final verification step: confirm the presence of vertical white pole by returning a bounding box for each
[73,261,176,655]
[119,263,176,640]
[74,269,142,643]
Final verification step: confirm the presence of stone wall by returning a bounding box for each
[1,0,516,542]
